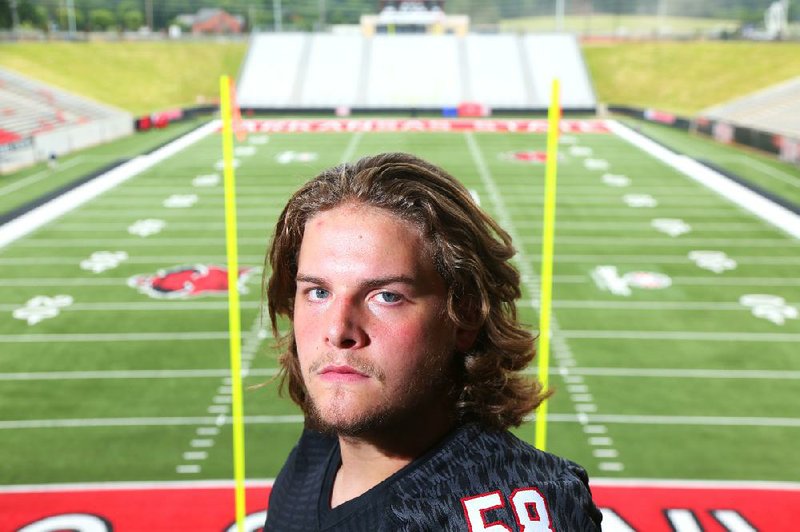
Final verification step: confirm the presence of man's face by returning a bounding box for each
[293,203,466,437]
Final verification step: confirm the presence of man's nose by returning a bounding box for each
[325,296,368,349]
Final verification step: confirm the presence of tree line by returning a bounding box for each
[0,0,786,33]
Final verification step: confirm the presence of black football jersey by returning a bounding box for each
[265,423,602,531]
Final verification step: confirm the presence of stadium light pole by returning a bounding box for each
[274,0,282,31]
[555,0,565,31]
[9,0,20,40]
[66,0,76,37]
[145,0,153,32]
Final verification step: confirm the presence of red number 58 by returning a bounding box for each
[461,488,554,532]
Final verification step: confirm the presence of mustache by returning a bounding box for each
[308,353,386,382]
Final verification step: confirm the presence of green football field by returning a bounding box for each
[1,118,799,491]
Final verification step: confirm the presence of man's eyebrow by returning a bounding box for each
[295,274,326,285]
[295,274,417,289]
[360,275,417,290]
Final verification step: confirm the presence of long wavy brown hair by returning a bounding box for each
[264,152,550,431]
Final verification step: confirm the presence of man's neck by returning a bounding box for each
[329,417,456,508]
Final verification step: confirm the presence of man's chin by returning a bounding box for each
[304,402,390,438]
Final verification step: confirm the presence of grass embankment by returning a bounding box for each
[2,39,800,117]
[583,41,800,115]
[501,14,739,35]
[0,41,247,115]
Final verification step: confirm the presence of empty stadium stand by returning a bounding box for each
[0,68,132,173]
[237,32,596,112]
[700,76,800,140]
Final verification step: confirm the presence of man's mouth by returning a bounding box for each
[318,364,370,382]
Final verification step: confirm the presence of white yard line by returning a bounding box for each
[14,237,270,247]
[545,300,800,311]
[0,332,232,343]
[0,255,265,265]
[514,220,767,231]
[565,367,800,380]
[82,197,287,206]
[0,278,129,286]
[48,222,270,231]
[669,276,800,286]
[0,479,275,493]
[527,255,800,265]
[542,414,800,428]
[0,301,261,311]
[493,184,702,193]
[3,412,799,430]
[606,120,800,239]
[518,236,797,247]
[502,196,722,205]
[547,276,800,287]
[0,368,280,381]
[0,121,219,250]
[0,415,305,430]
[505,207,742,217]
[340,131,363,163]
[561,330,800,342]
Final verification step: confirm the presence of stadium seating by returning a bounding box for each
[522,34,596,109]
[238,33,309,108]
[0,68,132,173]
[366,34,462,108]
[700,76,800,139]
[463,34,529,108]
[301,33,363,108]
[237,32,596,111]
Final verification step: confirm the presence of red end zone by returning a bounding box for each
[2,480,797,531]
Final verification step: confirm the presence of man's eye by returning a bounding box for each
[308,288,329,300]
[376,291,402,304]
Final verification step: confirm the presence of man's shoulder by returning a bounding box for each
[388,424,601,531]
[405,424,585,487]
[264,429,338,531]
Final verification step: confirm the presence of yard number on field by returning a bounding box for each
[13,295,73,325]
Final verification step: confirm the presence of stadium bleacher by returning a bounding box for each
[237,33,309,108]
[463,34,529,108]
[366,34,462,108]
[522,34,596,109]
[237,32,596,112]
[700,76,800,139]
[0,68,132,173]
[301,33,364,108]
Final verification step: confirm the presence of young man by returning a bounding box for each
[263,153,602,531]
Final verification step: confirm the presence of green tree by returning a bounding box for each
[116,0,143,30]
[121,9,143,30]
[0,0,10,28]
[88,8,116,30]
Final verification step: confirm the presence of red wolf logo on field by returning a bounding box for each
[127,264,255,299]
